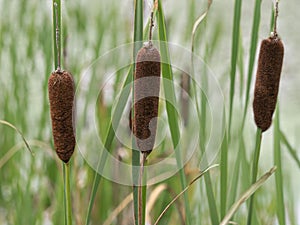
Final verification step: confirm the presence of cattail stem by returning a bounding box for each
[54,2,61,70]
[52,0,61,70]
[63,162,72,225]
[247,128,262,225]
[273,0,279,37]
[138,153,147,225]
[148,11,154,41]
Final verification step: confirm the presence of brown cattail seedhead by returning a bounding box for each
[253,36,284,132]
[133,43,161,155]
[48,70,76,163]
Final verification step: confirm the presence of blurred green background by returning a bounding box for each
[0,0,299,224]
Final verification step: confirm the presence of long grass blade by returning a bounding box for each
[132,0,144,224]
[228,0,243,136]
[191,0,212,53]
[85,66,133,225]
[242,0,262,128]
[247,128,262,225]
[0,120,33,155]
[153,164,219,225]
[220,167,276,225]
[280,131,300,169]
[156,1,191,224]
[274,108,286,225]
[220,110,228,219]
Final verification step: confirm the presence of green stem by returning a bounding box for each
[63,162,72,225]
[220,111,228,219]
[228,0,243,137]
[274,108,286,225]
[247,128,262,225]
[132,0,143,224]
[52,0,61,70]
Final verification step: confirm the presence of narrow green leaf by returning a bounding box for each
[220,110,228,219]
[237,32,245,100]
[280,131,300,169]
[132,0,144,224]
[247,128,262,225]
[228,0,243,135]
[153,165,219,225]
[156,1,191,224]
[85,67,133,225]
[204,171,219,225]
[242,0,262,128]
[220,167,276,225]
[0,120,33,155]
[274,108,286,225]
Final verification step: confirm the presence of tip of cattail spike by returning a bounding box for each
[48,70,76,163]
[253,36,284,132]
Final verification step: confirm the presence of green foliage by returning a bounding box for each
[0,0,298,225]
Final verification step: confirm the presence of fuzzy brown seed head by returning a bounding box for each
[133,44,161,154]
[253,36,284,132]
[48,70,76,163]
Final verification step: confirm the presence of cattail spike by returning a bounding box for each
[133,44,161,155]
[48,70,76,162]
[253,36,284,132]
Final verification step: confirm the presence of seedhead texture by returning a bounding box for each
[48,70,76,163]
[133,44,161,154]
[253,36,284,132]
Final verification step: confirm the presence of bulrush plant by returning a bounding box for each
[133,11,161,225]
[48,1,75,225]
[253,31,284,131]
[247,1,284,225]
[49,1,76,164]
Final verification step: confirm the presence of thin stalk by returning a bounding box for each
[63,162,72,225]
[199,133,219,225]
[247,128,262,225]
[228,0,243,137]
[138,154,147,225]
[274,108,286,225]
[52,0,61,70]
[220,110,228,219]
[273,0,279,37]
[132,0,143,224]
[142,163,147,225]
